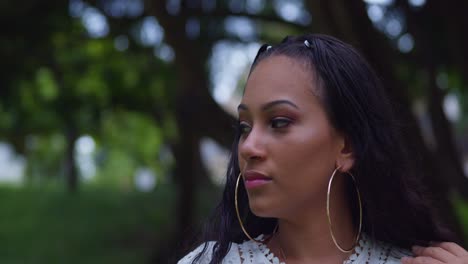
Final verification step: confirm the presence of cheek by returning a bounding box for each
[276,128,338,186]
[238,157,243,172]
[237,147,244,170]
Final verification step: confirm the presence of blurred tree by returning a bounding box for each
[0,1,175,192]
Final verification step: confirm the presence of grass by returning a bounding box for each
[0,184,175,264]
[2,183,465,263]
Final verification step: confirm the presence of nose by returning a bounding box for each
[238,127,266,162]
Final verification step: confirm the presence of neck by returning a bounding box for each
[268,180,357,263]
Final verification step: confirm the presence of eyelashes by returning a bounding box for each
[237,117,293,135]
[238,121,252,134]
[271,117,291,129]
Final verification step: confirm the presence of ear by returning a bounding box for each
[336,135,355,172]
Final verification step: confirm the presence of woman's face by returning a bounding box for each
[237,55,351,218]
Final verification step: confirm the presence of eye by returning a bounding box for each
[270,117,292,129]
[238,121,252,134]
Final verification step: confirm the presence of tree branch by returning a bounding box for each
[182,8,308,31]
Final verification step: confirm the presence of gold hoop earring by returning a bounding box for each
[326,167,363,253]
[235,172,264,243]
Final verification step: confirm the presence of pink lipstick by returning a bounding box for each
[244,171,272,189]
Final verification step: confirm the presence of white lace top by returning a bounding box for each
[178,234,412,264]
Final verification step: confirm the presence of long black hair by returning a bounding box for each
[188,34,453,264]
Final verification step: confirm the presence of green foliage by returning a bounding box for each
[101,110,162,157]
[36,67,59,102]
[95,148,137,188]
[396,62,428,101]
[0,4,178,188]
[24,133,66,184]
[453,195,468,244]
[0,104,13,131]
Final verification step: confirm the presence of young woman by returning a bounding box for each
[178,34,467,264]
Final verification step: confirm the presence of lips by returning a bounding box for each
[244,171,272,189]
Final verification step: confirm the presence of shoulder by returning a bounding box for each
[346,234,413,264]
[177,241,242,264]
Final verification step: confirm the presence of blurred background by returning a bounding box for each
[0,0,467,263]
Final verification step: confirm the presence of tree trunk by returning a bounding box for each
[65,123,78,192]
[147,2,236,261]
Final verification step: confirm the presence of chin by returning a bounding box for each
[248,199,278,218]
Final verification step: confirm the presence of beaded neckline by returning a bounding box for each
[243,233,370,264]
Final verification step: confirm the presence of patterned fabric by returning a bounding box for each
[178,233,412,264]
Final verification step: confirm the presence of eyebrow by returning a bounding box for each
[237,99,299,112]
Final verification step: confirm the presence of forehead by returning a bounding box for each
[243,55,318,105]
